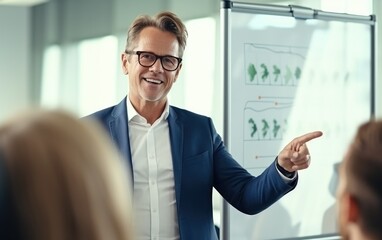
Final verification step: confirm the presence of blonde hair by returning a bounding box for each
[125,11,188,57]
[0,109,134,240]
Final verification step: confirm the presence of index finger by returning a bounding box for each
[295,131,323,144]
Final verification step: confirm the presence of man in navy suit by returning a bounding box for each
[87,11,322,240]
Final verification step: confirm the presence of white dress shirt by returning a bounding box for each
[126,98,294,240]
[127,98,179,240]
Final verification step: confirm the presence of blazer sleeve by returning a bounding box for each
[210,118,297,215]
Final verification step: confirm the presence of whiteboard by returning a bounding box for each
[221,2,375,240]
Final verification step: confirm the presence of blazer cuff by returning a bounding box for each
[275,158,297,183]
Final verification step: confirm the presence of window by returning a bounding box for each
[78,36,119,116]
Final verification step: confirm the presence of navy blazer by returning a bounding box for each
[87,97,297,240]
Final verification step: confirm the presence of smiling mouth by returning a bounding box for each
[144,78,163,85]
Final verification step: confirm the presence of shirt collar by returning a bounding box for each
[126,96,170,123]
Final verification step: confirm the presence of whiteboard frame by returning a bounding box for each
[220,1,376,240]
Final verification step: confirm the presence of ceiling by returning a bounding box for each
[0,0,48,6]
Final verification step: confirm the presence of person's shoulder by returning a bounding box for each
[169,106,211,121]
[169,106,218,133]
[83,97,127,122]
[84,106,114,120]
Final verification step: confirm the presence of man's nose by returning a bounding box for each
[149,58,164,72]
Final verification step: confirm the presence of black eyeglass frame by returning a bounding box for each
[125,50,182,71]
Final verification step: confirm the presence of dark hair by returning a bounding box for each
[0,151,23,240]
[346,120,382,238]
[125,11,188,57]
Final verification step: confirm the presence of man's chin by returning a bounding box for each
[142,95,164,103]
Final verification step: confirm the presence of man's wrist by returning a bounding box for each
[276,161,295,178]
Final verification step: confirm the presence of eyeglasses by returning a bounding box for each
[125,50,182,71]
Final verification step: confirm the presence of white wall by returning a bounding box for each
[0,0,381,120]
[0,6,31,121]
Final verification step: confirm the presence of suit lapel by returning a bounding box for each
[168,107,183,206]
[108,98,134,181]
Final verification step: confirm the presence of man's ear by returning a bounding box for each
[348,194,360,222]
[173,63,182,83]
[121,53,129,75]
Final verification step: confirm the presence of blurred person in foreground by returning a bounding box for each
[86,11,322,239]
[0,109,134,240]
[337,120,382,240]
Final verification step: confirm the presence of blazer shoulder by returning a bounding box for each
[84,97,127,123]
[170,105,211,122]
[85,106,114,121]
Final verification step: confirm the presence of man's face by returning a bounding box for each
[122,26,181,106]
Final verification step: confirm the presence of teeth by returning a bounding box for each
[145,78,162,84]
